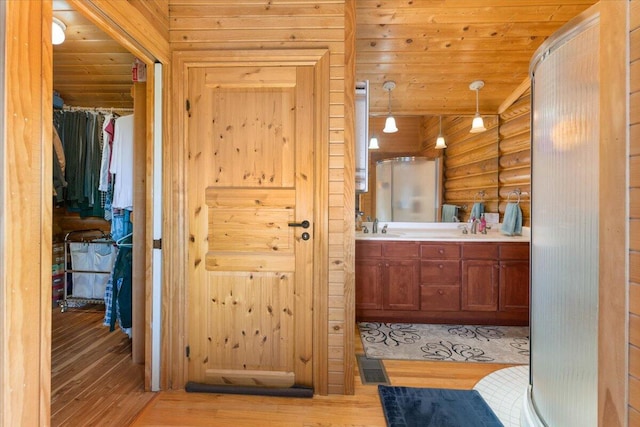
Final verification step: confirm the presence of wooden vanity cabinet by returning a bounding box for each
[356,239,529,325]
[355,241,420,312]
[461,243,530,316]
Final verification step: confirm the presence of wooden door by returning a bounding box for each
[186,65,315,388]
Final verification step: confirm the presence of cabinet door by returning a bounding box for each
[461,260,499,311]
[499,260,530,311]
[355,259,383,310]
[383,259,420,310]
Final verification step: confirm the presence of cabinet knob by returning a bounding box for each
[438,264,444,269]
[438,289,444,295]
[438,249,444,254]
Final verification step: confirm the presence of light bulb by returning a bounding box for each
[470,113,486,133]
[52,18,66,45]
[383,116,398,133]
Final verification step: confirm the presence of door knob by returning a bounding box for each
[288,220,310,229]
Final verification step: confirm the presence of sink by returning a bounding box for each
[356,232,404,238]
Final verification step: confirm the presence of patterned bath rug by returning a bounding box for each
[359,322,529,364]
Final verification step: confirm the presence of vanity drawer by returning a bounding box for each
[421,243,460,259]
[462,243,498,259]
[421,285,460,311]
[383,242,420,258]
[499,243,529,260]
[421,260,460,284]
[356,241,382,258]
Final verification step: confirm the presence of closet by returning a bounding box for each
[50,1,151,422]
[54,107,135,334]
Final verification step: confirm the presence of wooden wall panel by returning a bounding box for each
[343,0,356,396]
[631,0,640,421]
[1,2,52,426]
[169,1,349,395]
[129,0,169,40]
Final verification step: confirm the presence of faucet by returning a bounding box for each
[381,224,388,234]
[470,218,479,234]
[372,218,379,234]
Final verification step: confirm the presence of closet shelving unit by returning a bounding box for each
[60,228,115,312]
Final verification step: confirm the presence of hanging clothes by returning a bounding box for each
[52,127,67,203]
[109,114,135,211]
[53,109,107,217]
[108,245,132,337]
[98,114,114,193]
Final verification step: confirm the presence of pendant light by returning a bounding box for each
[435,116,447,149]
[368,136,379,149]
[52,17,67,45]
[382,81,398,133]
[469,80,486,133]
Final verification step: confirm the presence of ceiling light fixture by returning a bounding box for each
[52,17,66,45]
[469,80,487,133]
[382,81,398,133]
[435,116,447,149]
[369,136,380,149]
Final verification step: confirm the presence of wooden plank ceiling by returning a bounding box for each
[53,0,135,109]
[53,0,598,115]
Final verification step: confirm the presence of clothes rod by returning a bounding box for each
[61,105,134,114]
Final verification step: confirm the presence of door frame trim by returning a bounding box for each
[170,49,330,393]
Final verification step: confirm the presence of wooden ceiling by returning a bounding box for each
[53,1,598,115]
[357,1,598,117]
[53,0,135,109]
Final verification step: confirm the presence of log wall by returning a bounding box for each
[498,90,531,226]
[435,115,501,222]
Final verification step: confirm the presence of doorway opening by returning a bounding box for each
[49,1,160,424]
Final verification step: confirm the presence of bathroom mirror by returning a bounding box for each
[357,115,446,222]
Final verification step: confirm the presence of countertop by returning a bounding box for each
[355,222,530,243]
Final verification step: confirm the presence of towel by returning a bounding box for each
[501,202,523,236]
[442,204,459,222]
[470,202,485,220]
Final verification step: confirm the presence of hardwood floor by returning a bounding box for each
[51,305,155,427]
[52,307,517,426]
[131,330,516,426]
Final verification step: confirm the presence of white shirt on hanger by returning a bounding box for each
[98,113,113,192]
[109,114,134,210]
